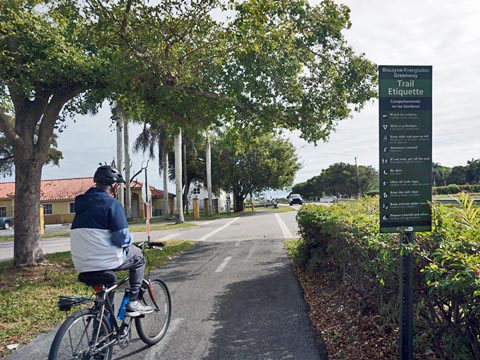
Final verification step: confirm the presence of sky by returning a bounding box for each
[292,0,480,184]
[3,0,480,192]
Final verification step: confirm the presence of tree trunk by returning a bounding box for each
[174,130,184,223]
[0,82,80,267]
[234,192,245,213]
[13,156,44,266]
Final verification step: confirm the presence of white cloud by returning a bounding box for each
[290,0,480,183]
[4,0,479,190]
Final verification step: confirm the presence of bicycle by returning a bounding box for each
[48,241,171,360]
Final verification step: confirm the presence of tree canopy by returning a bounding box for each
[211,127,300,212]
[292,162,378,198]
[94,0,377,141]
[0,0,117,265]
[0,0,377,266]
[445,159,480,185]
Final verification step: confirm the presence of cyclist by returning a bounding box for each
[70,164,153,317]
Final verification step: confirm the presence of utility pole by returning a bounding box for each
[144,164,151,242]
[161,133,170,220]
[206,129,213,216]
[355,156,362,197]
[174,129,184,223]
[124,119,132,219]
[183,141,188,214]
[115,105,124,207]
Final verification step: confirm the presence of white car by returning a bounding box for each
[289,194,303,205]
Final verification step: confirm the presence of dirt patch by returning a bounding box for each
[0,263,69,291]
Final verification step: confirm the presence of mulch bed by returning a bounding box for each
[292,264,398,360]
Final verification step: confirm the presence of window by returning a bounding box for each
[0,207,6,217]
[43,204,53,215]
[193,188,201,195]
[69,202,75,214]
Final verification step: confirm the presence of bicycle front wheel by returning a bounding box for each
[48,308,113,360]
[136,279,171,345]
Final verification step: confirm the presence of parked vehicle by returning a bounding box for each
[0,216,13,230]
[288,194,303,205]
[320,196,338,203]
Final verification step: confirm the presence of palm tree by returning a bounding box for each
[466,158,480,184]
[167,130,207,215]
[432,162,451,187]
[133,124,171,219]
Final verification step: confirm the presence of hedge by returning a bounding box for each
[294,195,480,359]
[433,184,480,195]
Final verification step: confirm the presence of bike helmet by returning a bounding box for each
[93,165,125,185]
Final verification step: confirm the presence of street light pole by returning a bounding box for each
[355,156,362,197]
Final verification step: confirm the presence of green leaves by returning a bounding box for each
[222,0,376,142]
[1,0,110,95]
[211,126,300,202]
[296,196,480,358]
[293,162,378,198]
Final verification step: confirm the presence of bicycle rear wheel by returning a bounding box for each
[135,279,171,345]
[48,308,113,360]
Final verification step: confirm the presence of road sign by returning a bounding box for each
[379,65,432,233]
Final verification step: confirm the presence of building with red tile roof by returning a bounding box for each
[0,178,175,224]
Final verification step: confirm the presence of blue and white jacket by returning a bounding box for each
[70,187,133,272]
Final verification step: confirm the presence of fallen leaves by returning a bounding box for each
[292,264,398,360]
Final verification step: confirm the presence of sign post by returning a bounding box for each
[379,65,432,360]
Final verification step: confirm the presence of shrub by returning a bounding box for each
[434,184,480,195]
[295,196,480,359]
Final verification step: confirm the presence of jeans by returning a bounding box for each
[114,245,145,301]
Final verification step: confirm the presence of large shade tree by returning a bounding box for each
[212,127,301,212]
[292,162,378,198]
[104,0,377,213]
[103,0,378,145]
[0,0,115,266]
[1,0,377,266]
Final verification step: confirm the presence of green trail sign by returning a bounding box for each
[379,65,432,233]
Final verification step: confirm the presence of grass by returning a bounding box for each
[0,231,71,243]
[0,240,194,358]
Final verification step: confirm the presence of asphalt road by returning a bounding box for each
[7,208,327,359]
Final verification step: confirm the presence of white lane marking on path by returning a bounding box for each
[215,256,232,273]
[198,217,240,241]
[275,213,294,239]
[158,233,181,241]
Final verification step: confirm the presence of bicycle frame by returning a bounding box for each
[87,275,131,353]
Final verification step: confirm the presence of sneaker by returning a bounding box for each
[125,301,154,317]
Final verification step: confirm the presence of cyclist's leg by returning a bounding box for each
[114,245,145,300]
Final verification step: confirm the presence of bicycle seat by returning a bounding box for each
[78,270,117,287]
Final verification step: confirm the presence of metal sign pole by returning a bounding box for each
[400,231,414,360]
[144,166,150,243]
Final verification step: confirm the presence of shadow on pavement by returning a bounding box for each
[202,258,328,360]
